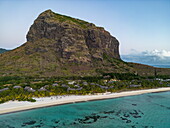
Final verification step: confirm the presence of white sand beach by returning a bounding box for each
[0,87,170,115]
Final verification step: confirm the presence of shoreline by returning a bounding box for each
[0,87,170,115]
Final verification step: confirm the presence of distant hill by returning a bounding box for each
[121,49,170,68]
[0,48,9,54]
[0,10,169,77]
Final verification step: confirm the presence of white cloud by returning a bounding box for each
[128,49,170,58]
[141,49,170,58]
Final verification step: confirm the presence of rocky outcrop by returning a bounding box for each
[26,9,120,64]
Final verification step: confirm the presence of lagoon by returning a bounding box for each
[0,91,170,128]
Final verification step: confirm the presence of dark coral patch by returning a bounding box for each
[132,104,137,106]
[23,120,36,125]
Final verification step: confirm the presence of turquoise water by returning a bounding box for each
[0,92,170,128]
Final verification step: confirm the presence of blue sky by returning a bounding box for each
[0,0,169,55]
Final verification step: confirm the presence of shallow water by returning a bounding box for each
[0,91,170,128]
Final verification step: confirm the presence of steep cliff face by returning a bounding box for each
[3,10,167,77]
[26,10,120,64]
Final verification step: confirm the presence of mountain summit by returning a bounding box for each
[0,10,169,76]
[26,9,120,60]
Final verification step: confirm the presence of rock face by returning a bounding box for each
[26,10,120,63]
[1,10,169,76]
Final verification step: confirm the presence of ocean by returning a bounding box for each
[0,91,170,128]
[151,64,170,68]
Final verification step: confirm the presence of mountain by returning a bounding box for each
[0,10,169,77]
[0,48,9,54]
